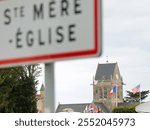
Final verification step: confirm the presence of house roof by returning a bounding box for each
[55,102,110,113]
[95,63,117,81]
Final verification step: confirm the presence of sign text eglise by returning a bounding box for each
[0,0,101,67]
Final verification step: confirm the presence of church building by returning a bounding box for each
[39,62,124,112]
[36,84,45,113]
[93,62,124,111]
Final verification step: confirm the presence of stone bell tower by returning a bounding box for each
[93,62,124,111]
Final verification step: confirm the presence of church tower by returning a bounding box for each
[93,62,124,111]
[37,84,45,112]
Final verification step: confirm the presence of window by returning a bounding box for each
[95,89,98,94]
[104,87,107,98]
[117,87,120,98]
[99,88,103,99]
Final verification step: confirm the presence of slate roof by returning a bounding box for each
[55,102,110,113]
[95,63,116,81]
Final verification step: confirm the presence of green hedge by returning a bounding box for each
[112,106,136,113]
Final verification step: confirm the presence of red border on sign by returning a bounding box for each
[0,0,99,65]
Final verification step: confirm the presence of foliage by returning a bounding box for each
[0,65,41,113]
[124,90,149,103]
[112,106,137,113]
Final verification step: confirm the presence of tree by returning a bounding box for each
[0,64,41,112]
[124,90,149,103]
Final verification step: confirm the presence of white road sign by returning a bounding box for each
[0,0,101,67]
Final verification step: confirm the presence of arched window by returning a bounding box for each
[117,87,120,98]
[95,89,98,94]
[104,87,107,98]
[99,88,103,99]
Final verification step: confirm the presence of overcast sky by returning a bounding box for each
[38,0,150,106]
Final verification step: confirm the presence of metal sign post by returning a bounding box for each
[45,63,55,113]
